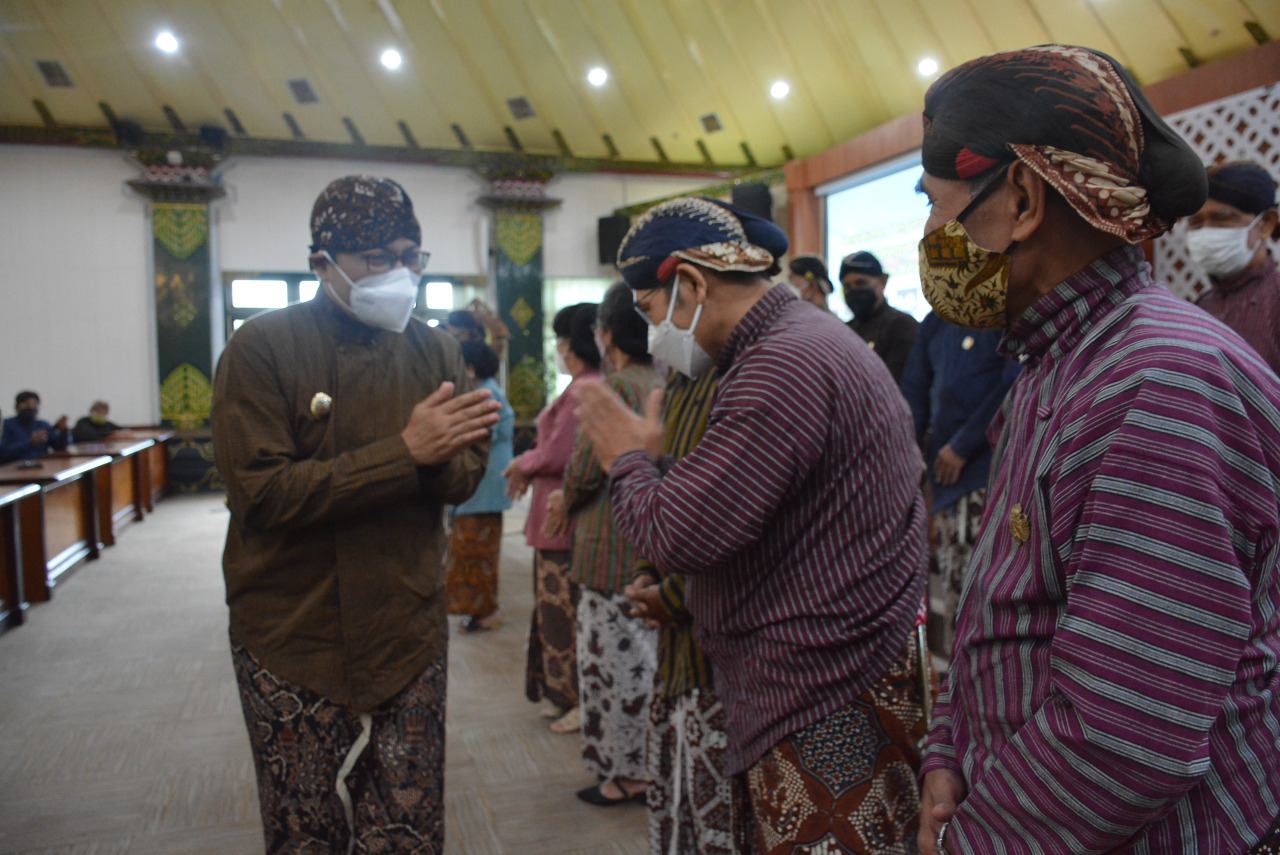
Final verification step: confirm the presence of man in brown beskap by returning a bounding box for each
[213,175,499,854]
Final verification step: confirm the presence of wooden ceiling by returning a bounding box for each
[0,0,1273,172]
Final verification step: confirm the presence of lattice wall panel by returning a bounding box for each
[1153,84,1280,301]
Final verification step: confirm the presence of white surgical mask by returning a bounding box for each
[1184,214,1264,280]
[646,277,715,379]
[322,251,419,333]
[554,348,570,376]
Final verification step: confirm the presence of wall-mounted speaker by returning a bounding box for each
[731,183,773,221]
[114,119,144,147]
[598,215,631,266]
[199,124,228,150]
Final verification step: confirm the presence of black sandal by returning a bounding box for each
[575,780,647,807]
[459,610,503,633]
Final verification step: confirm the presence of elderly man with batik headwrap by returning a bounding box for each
[1188,160,1280,376]
[213,176,500,853]
[912,47,1280,855]
[573,196,931,854]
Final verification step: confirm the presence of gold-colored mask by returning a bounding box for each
[918,218,1011,330]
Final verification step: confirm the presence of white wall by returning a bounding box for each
[0,144,710,424]
[216,157,494,275]
[543,171,725,278]
[217,156,710,278]
[0,146,154,427]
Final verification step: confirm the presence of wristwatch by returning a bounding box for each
[937,821,951,854]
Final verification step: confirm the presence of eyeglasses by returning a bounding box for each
[632,287,661,326]
[349,248,431,274]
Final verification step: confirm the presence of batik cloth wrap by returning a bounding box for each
[444,512,502,619]
[922,45,1207,243]
[232,642,445,855]
[931,489,986,651]
[744,641,925,855]
[524,549,579,711]
[648,684,756,855]
[577,588,658,781]
[616,196,788,291]
[1251,814,1280,853]
[309,175,422,253]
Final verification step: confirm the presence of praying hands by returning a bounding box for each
[573,381,664,473]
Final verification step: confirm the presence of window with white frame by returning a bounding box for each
[221,273,487,341]
[822,155,932,322]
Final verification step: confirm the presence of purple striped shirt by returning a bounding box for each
[1195,253,1280,378]
[922,246,1280,853]
[609,286,929,774]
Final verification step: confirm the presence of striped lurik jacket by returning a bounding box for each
[633,368,720,700]
[609,285,929,775]
[923,245,1280,854]
[563,361,664,594]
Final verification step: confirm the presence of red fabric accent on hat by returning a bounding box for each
[955,149,1000,179]
[656,256,681,283]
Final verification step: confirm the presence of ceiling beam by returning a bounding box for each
[0,122,740,178]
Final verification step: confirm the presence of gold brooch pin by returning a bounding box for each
[867,340,876,351]
[962,335,975,350]
[310,392,333,420]
[1009,504,1030,546]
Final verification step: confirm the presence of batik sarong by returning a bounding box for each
[1252,813,1280,854]
[648,684,756,855]
[445,512,502,619]
[232,643,446,855]
[578,588,657,781]
[524,548,579,711]
[745,643,926,855]
[930,488,985,653]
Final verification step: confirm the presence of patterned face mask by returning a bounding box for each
[918,171,1019,330]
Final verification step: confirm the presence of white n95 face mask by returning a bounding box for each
[323,252,419,333]
[646,276,715,379]
[1184,214,1263,280]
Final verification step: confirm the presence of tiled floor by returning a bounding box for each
[0,494,646,854]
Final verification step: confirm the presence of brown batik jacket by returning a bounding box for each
[213,292,487,711]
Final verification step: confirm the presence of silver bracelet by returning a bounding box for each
[937,821,951,854]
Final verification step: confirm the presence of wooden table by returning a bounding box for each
[57,439,155,547]
[0,456,111,601]
[0,484,39,633]
[125,429,176,511]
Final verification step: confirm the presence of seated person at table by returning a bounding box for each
[1,391,68,462]
[72,400,125,443]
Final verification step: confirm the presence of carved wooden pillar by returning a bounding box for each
[127,164,226,492]
[477,169,562,453]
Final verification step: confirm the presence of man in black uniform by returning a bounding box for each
[839,250,919,382]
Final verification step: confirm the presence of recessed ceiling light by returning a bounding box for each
[381,48,403,70]
[918,57,939,76]
[770,81,790,100]
[155,31,179,54]
[587,67,608,87]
